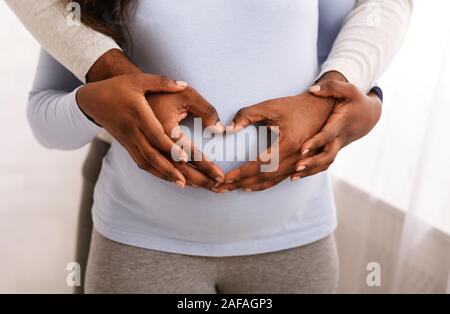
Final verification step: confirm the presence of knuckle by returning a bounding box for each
[257,173,266,184]
[119,121,133,136]
[203,178,214,188]
[144,151,157,164]
[152,134,165,147]
[325,80,337,91]
[158,75,171,88]
[327,157,335,166]
[235,107,248,119]
[204,105,218,120]
[127,106,141,121]
[136,161,148,170]
[257,181,272,191]
[181,86,196,99]
[349,84,359,95]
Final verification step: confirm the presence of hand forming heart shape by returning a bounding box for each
[147,86,336,193]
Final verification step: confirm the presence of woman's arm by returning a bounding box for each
[5,0,120,82]
[27,50,102,150]
[28,50,226,186]
[319,0,413,92]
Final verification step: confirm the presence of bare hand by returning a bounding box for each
[77,73,190,187]
[214,91,335,192]
[290,81,382,180]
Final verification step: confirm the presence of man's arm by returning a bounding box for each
[319,0,413,92]
[5,0,122,82]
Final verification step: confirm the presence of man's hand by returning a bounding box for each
[213,90,335,192]
[86,49,141,82]
[77,73,191,187]
[290,81,382,180]
[82,49,225,188]
[146,87,226,189]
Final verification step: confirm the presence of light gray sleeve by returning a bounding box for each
[318,0,413,92]
[5,0,121,82]
[27,49,102,150]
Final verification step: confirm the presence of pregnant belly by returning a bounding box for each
[98,0,331,242]
[102,141,334,243]
[129,0,321,174]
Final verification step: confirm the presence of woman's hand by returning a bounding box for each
[213,91,335,192]
[290,81,382,180]
[215,78,382,193]
[145,87,227,189]
[76,73,217,188]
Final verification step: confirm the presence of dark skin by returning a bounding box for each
[144,88,226,189]
[291,80,382,181]
[214,72,382,192]
[78,49,226,188]
[84,51,380,192]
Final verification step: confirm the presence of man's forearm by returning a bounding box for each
[5,0,122,82]
[319,0,413,92]
[86,49,142,82]
[316,71,348,84]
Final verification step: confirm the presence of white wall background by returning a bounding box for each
[332,1,450,234]
[0,1,84,293]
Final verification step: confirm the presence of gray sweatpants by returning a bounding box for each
[85,230,338,294]
[78,139,339,294]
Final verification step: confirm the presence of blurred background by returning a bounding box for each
[0,1,449,293]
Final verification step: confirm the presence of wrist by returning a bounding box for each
[316,71,348,84]
[76,84,101,126]
[86,49,142,82]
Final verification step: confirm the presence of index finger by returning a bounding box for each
[136,99,188,162]
[177,136,225,182]
[224,139,291,183]
[185,89,224,132]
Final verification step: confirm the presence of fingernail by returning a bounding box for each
[309,85,321,93]
[296,165,306,172]
[301,149,310,156]
[215,176,224,183]
[291,176,301,182]
[191,184,199,188]
[176,180,185,188]
[225,179,234,184]
[220,189,229,194]
[214,181,222,187]
[243,188,252,192]
[176,80,188,87]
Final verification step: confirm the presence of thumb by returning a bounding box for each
[309,81,358,100]
[135,73,188,93]
[228,103,268,133]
